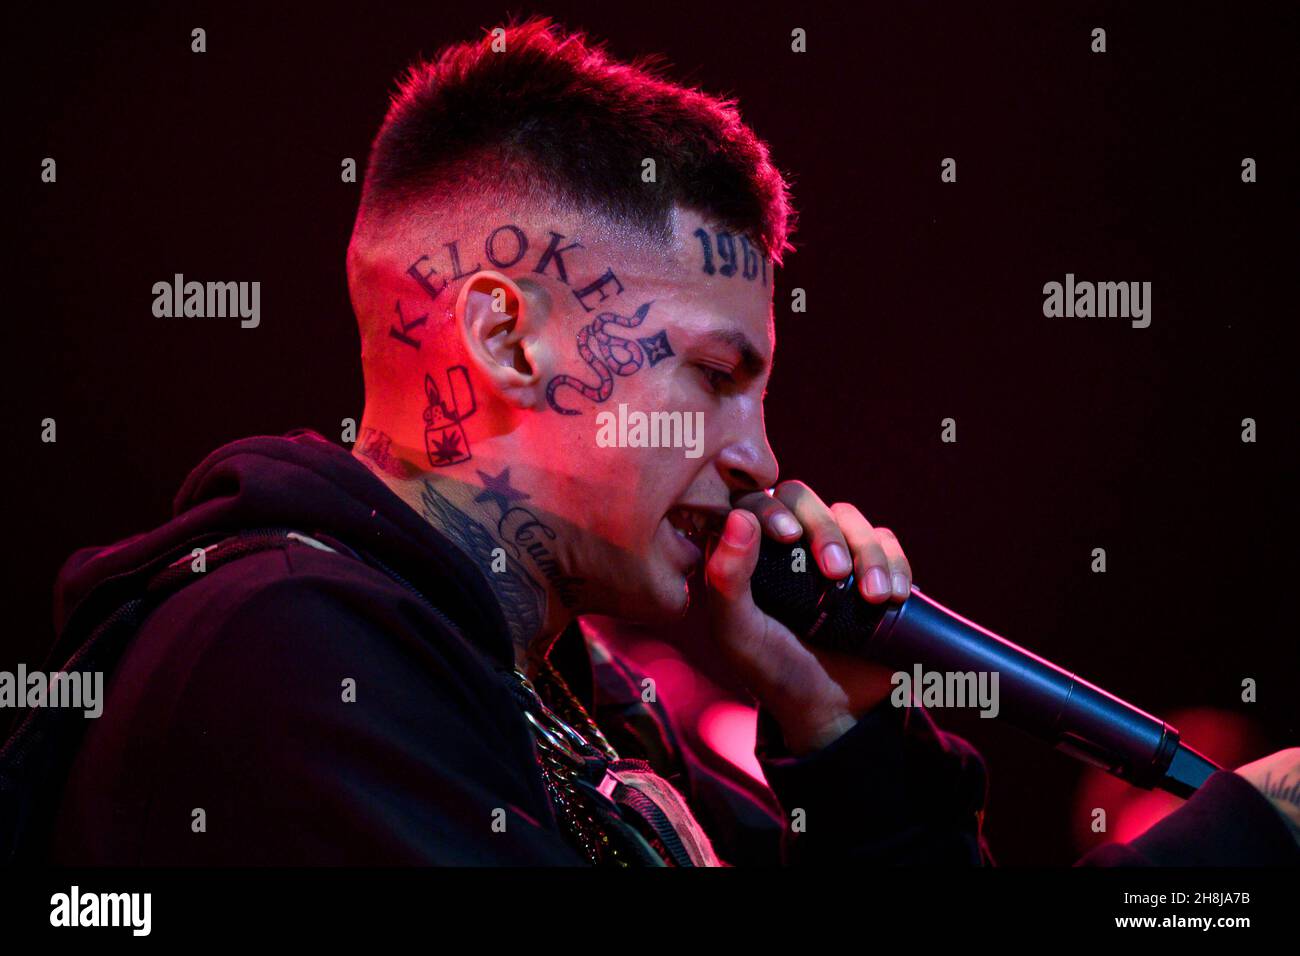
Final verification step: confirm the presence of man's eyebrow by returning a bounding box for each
[699,328,767,377]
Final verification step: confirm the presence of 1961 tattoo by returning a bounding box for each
[693,227,767,285]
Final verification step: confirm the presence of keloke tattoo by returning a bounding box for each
[419,479,544,645]
[545,301,674,415]
[357,427,421,480]
[385,222,675,415]
[388,300,428,350]
[693,227,768,285]
[424,366,477,466]
[390,225,617,351]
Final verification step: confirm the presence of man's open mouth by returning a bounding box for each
[666,506,726,554]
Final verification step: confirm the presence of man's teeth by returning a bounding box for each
[669,508,707,541]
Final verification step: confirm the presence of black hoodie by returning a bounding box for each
[41,431,1299,865]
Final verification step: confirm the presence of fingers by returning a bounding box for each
[703,508,852,736]
[873,526,913,601]
[773,481,853,579]
[703,509,776,671]
[705,509,763,603]
[837,504,909,600]
[736,481,912,604]
[732,489,802,541]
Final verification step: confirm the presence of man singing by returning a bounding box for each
[33,17,1299,866]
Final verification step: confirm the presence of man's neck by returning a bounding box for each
[353,440,573,678]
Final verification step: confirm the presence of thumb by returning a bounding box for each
[704,509,842,738]
[705,509,762,605]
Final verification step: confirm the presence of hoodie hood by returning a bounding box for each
[52,429,511,664]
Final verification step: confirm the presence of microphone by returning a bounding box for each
[750,535,1222,797]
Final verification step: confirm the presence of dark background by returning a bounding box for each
[7,1,1297,864]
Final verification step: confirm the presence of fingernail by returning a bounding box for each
[892,572,909,597]
[723,511,755,546]
[823,543,851,576]
[867,567,890,596]
[771,513,800,537]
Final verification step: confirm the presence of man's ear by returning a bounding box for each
[455,270,551,409]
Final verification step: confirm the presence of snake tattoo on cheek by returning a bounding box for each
[544,301,675,415]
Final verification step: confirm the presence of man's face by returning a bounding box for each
[519,207,779,623]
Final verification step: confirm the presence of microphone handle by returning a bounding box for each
[751,539,1221,796]
[870,587,1219,796]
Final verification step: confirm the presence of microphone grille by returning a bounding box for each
[752,536,830,635]
[751,535,891,653]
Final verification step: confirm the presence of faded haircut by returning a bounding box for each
[356,15,795,264]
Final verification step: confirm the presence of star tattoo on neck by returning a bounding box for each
[474,467,531,516]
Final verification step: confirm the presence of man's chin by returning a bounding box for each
[601,568,692,625]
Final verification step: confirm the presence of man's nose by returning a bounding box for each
[717,430,779,496]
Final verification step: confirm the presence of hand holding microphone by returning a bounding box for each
[704,480,1222,796]
[702,481,917,756]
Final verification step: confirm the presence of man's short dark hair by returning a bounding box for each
[359,16,795,263]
